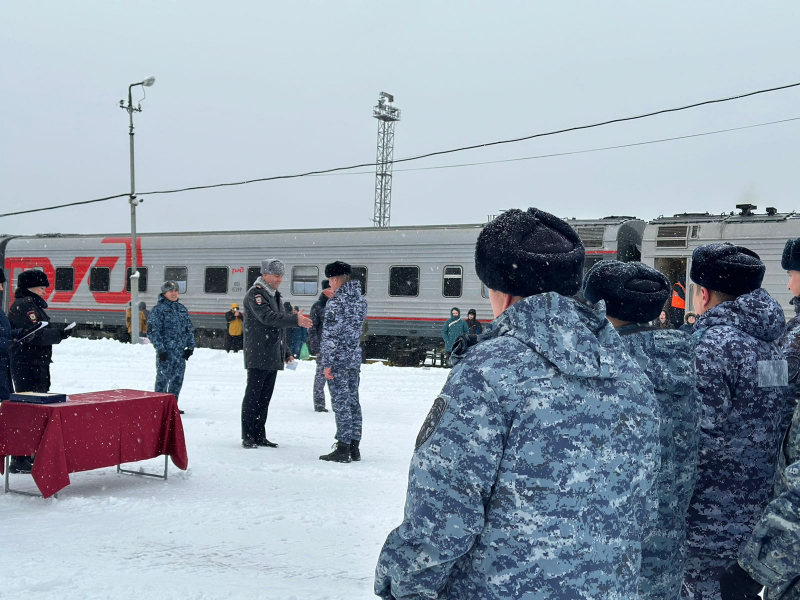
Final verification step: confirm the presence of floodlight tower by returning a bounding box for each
[373,92,401,228]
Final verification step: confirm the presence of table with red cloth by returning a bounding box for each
[0,389,188,498]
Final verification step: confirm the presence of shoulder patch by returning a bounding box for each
[255,295,263,305]
[787,355,800,384]
[27,310,38,323]
[415,396,449,450]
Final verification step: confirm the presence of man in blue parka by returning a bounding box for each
[584,260,702,600]
[375,208,661,600]
[147,281,196,411]
[683,243,792,600]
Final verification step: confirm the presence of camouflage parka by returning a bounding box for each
[616,325,702,600]
[374,292,660,600]
[685,288,792,570]
[147,295,196,355]
[320,280,367,369]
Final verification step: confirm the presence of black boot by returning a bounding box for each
[350,440,361,462]
[242,439,258,449]
[9,456,34,474]
[319,442,351,463]
[256,438,278,448]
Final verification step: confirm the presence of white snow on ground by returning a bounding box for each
[0,338,449,600]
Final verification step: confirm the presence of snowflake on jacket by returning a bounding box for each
[375,293,660,600]
[617,325,701,600]
[147,295,196,355]
[320,280,367,369]
[685,288,792,571]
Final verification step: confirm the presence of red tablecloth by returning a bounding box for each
[0,389,188,498]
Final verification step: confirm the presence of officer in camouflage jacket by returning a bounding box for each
[584,260,702,600]
[738,238,800,600]
[684,243,792,600]
[147,281,196,407]
[318,261,367,463]
[375,208,660,600]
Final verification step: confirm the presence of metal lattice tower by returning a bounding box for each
[373,92,401,227]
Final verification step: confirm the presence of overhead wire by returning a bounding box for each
[1,80,799,218]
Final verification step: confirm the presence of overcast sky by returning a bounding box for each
[1,2,799,235]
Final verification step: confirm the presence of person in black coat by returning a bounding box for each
[0,269,24,402]
[7,269,72,473]
[309,279,334,411]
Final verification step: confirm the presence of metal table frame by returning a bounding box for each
[4,454,170,498]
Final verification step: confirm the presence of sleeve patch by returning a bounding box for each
[758,359,789,388]
[415,396,449,450]
[255,295,263,305]
[787,355,800,384]
[27,311,38,323]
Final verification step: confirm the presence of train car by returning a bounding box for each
[0,216,643,361]
[641,204,800,320]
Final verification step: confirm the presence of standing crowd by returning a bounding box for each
[374,207,800,600]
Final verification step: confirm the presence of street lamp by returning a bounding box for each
[120,76,155,344]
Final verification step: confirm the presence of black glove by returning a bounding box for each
[719,562,762,600]
[183,348,194,360]
[60,328,73,340]
[159,352,169,362]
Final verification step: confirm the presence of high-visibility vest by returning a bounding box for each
[671,282,686,310]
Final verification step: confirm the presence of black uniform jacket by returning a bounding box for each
[8,289,64,367]
[243,279,298,371]
[0,308,22,400]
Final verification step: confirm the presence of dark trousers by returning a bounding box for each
[241,368,278,442]
[225,334,243,353]
[10,361,50,466]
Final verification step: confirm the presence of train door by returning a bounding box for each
[654,257,689,323]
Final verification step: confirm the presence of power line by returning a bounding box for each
[2,81,799,218]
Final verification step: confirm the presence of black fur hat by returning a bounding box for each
[324,261,352,278]
[583,260,671,323]
[475,208,585,298]
[17,269,50,289]
[690,242,764,297]
[781,238,800,271]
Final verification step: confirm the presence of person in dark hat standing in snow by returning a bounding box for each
[683,243,792,600]
[441,307,469,364]
[241,259,312,449]
[147,280,196,413]
[375,208,659,600]
[318,261,367,463]
[584,260,701,600]
[7,269,72,473]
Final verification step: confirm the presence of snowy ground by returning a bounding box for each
[1,338,448,600]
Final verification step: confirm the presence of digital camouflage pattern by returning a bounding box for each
[321,280,367,444]
[320,280,367,370]
[684,288,792,600]
[739,460,800,600]
[147,294,196,400]
[616,325,701,600]
[375,292,660,600]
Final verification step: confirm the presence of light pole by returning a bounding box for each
[120,76,155,344]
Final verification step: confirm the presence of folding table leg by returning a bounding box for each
[117,454,170,480]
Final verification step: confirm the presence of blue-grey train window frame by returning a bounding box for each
[351,266,368,295]
[442,265,463,298]
[204,266,229,294]
[389,265,420,297]
[125,267,148,292]
[89,267,110,292]
[481,283,489,299]
[164,266,188,294]
[247,266,261,289]
[55,267,74,292]
[292,266,319,296]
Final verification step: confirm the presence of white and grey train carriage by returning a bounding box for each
[0,216,642,362]
[0,205,795,362]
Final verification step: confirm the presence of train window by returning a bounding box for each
[481,283,489,299]
[125,267,148,293]
[164,267,188,293]
[389,266,420,297]
[247,267,262,288]
[292,266,318,296]
[442,266,463,298]
[204,267,229,294]
[55,267,74,292]
[351,266,367,294]
[89,267,110,292]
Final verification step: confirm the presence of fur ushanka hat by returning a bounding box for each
[475,207,585,298]
[690,243,765,297]
[324,261,352,278]
[583,260,671,323]
[17,269,49,290]
[781,238,800,272]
